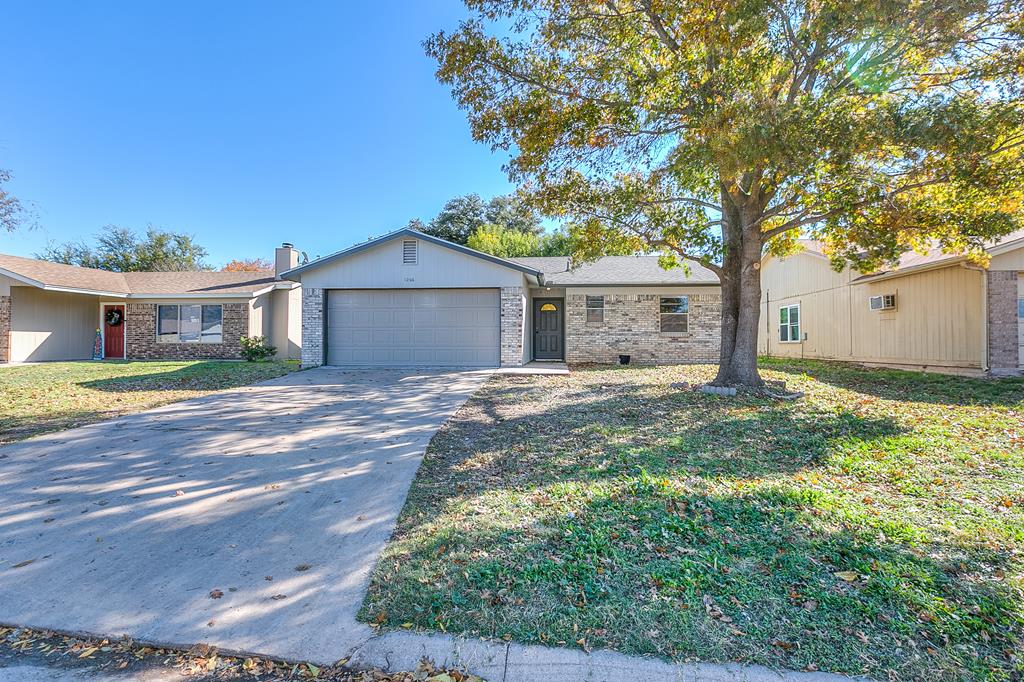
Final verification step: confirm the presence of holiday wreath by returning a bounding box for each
[105,308,124,326]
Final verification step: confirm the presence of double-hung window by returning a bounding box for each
[779,304,801,342]
[585,295,604,323]
[157,304,223,343]
[659,296,688,333]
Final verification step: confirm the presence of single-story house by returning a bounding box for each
[758,230,1024,376]
[0,245,302,363]
[281,228,722,368]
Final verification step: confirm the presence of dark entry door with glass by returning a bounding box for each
[533,298,563,360]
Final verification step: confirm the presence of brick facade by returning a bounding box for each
[500,286,525,367]
[125,302,248,360]
[301,287,324,368]
[565,290,721,364]
[987,270,1020,375]
[0,295,10,363]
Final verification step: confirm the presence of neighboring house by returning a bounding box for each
[281,227,721,369]
[758,230,1024,376]
[0,244,302,363]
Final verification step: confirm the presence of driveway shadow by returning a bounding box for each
[0,368,490,664]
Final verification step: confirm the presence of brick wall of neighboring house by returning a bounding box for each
[300,287,324,368]
[565,290,721,364]
[500,286,525,367]
[987,270,1020,375]
[125,302,248,360]
[0,295,10,363]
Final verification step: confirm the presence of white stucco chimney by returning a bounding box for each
[275,243,299,278]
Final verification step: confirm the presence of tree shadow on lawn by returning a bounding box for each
[362,378,1022,679]
[760,357,1024,407]
[77,361,294,394]
[431,381,907,485]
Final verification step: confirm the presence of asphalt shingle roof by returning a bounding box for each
[122,271,277,295]
[797,229,1024,279]
[0,252,278,296]
[511,255,719,286]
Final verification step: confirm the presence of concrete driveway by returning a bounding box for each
[0,367,490,664]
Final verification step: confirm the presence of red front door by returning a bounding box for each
[103,305,125,358]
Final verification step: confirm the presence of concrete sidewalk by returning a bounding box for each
[346,631,861,682]
[0,629,862,682]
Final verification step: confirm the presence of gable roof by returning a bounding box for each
[850,229,1024,282]
[511,255,719,286]
[281,228,544,280]
[0,253,131,295]
[774,231,1024,283]
[0,252,287,298]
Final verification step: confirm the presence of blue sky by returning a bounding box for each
[0,1,518,266]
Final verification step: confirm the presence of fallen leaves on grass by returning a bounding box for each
[361,361,1024,681]
[0,626,483,681]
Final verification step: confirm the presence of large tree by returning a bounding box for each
[427,0,1024,386]
[39,226,210,272]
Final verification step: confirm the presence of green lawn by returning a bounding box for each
[0,360,298,443]
[361,359,1024,681]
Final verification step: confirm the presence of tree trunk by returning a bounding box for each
[712,193,765,388]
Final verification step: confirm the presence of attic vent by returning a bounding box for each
[402,240,418,265]
[869,294,897,311]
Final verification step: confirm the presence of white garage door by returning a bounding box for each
[326,289,500,367]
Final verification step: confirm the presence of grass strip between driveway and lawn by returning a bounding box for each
[361,359,1024,681]
[0,360,298,444]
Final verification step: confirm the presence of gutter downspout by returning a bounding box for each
[962,263,989,373]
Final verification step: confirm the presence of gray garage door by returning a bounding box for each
[325,289,500,367]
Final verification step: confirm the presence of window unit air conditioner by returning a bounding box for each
[869,294,896,311]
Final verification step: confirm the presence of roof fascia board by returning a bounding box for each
[986,236,1024,257]
[280,228,543,279]
[0,267,46,289]
[852,257,962,284]
[125,292,256,299]
[43,285,127,297]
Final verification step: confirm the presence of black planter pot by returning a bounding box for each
[619,354,631,365]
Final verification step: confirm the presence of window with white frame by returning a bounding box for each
[157,304,223,343]
[659,296,688,333]
[779,304,801,342]
[585,295,604,323]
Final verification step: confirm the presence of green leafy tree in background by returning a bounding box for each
[408,191,576,255]
[427,0,1024,386]
[420,193,489,243]
[415,192,543,244]
[466,223,542,257]
[39,226,210,272]
[0,169,26,233]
